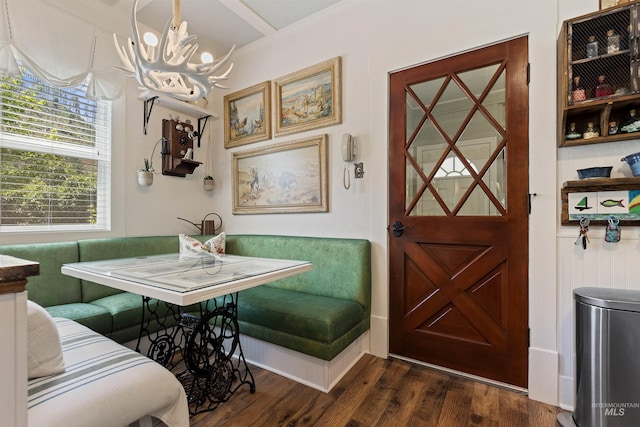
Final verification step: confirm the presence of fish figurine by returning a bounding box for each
[600,199,625,208]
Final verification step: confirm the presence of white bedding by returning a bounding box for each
[27,318,189,427]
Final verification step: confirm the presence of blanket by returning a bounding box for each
[27,319,189,427]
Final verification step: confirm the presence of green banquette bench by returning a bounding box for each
[0,234,371,361]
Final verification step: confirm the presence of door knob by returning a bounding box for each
[391,221,411,237]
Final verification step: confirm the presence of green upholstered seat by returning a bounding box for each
[45,302,112,335]
[233,286,368,360]
[0,234,371,361]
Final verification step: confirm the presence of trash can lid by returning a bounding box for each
[574,287,640,312]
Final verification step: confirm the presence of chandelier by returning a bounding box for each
[113,0,234,101]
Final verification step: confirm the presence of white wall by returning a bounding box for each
[4,0,627,409]
[206,0,563,406]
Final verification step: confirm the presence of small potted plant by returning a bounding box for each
[138,158,154,186]
[203,175,215,191]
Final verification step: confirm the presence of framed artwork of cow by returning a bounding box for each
[224,81,271,148]
[232,134,328,214]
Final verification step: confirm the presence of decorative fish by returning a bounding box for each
[600,199,625,208]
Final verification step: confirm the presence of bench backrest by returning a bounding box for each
[77,236,185,301]
[0,242,81,307]
[225,234,371,312]
[0,235,371,312]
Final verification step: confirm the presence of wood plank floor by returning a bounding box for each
[155,354,563,427]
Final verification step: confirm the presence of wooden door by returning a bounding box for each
[388,37,529,388]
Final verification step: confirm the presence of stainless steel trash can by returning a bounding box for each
[574,287,640,427]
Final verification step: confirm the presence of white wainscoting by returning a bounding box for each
[557,232,640,410]
[239,331,370,392]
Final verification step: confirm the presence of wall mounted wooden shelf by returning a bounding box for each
[138,90,215,147]
[558,4,640,147]
[561,177,640,225]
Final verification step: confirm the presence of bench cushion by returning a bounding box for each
[237,286,365,343]
[45,302,112,335]
[28,318,189,427]
[91,293,180,343]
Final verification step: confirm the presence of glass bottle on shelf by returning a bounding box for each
[586,35,598,58]
[572,76,586,102]
[607,29,620,53]
[595,75,613,97]
[566,122,582,140]
[621,109,640,133]
[583,122,599,139]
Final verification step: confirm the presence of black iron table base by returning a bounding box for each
[136,293,255,415]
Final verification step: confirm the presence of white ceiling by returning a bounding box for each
[101,0,343,58]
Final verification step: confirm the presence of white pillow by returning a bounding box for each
[27,300,65,379]
[179,232,226,256]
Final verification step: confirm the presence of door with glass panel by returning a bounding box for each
[388,37,529,388]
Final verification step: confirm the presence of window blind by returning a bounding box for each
[0,67,111,231]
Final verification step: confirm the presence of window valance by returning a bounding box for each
[0,0,124,100]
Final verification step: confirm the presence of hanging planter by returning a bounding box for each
[202,122,216,191]
[137,158,154,186]
[138,170,153,186]
[203,175,215,191]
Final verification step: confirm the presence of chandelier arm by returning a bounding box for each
[113,0,234,100]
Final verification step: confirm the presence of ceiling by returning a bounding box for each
[101,0,344,58]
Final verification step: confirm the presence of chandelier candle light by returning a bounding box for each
[113,0,234,101]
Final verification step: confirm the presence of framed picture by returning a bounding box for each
[274,57,341,136]
[600,0,625,9]
[224,81,271,148]
[232,134,328,214]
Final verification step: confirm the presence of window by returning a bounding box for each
[0,67,111,232]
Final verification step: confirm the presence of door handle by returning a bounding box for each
[391,221,411,237]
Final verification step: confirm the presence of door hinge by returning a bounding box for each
[527,63,530,85]
[528,328,531,347]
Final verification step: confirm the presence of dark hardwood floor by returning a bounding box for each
[156,354,563,426]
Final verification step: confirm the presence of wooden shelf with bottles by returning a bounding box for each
[558,3,640,147]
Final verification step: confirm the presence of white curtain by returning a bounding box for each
[0,0,124,100]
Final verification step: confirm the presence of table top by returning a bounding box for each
[61,253,311,306]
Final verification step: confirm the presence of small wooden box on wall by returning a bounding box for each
[161,119,201,177]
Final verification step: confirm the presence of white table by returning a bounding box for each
[62,253,311,414]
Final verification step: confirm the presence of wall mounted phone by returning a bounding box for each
[161,118,201,177]
[342,133,355,189]
[342,133,355,162]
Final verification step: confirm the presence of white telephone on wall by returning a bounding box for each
[342,133,355,189]
[342,133,355,162]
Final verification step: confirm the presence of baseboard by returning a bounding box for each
[239,330,370,392]
[528,346,559,406]
[559,375,575,411]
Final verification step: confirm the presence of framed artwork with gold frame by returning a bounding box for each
[224,81,271,148]
[600,0,627,9]
[274,57,341,136]
[232,134,328,214]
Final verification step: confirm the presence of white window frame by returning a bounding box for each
[0,72,111,233]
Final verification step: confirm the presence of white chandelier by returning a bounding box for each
[113,0,234,101]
